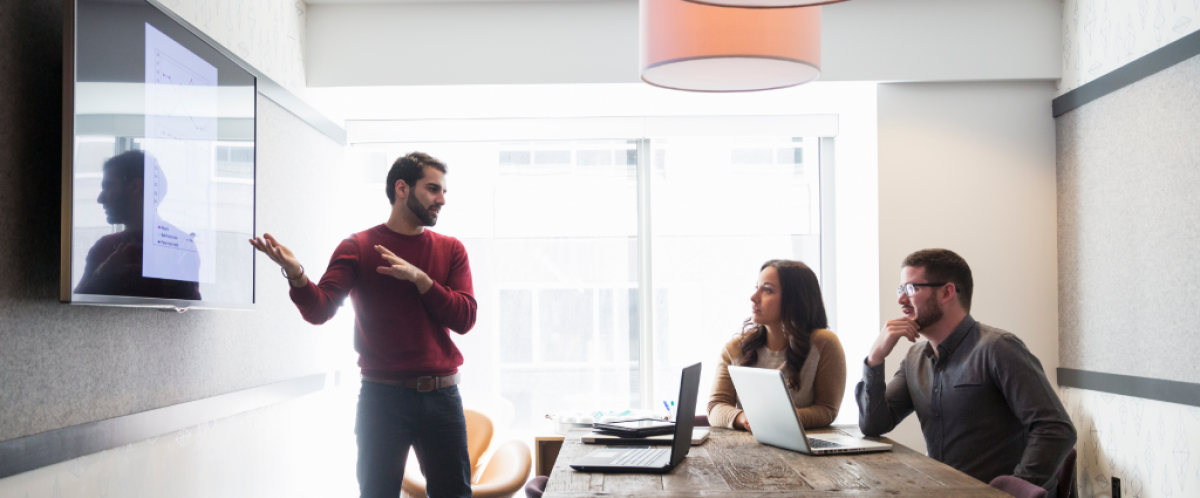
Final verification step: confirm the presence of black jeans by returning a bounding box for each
[355,381,472,498]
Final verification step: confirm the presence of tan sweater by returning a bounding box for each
[707,328,847,430]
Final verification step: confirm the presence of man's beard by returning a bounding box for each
[914,298,944,329]
[407,194,438,227]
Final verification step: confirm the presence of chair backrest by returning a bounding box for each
[477,440,532,490]
[694,414,710,427]
[989,476,1047,498]
[464,408,494,479]
[1057,448,1077,498]
[524,475,549,498]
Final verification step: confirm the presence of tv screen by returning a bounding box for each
[62,0,256,310]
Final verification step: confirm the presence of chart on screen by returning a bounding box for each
[142,23,217,284]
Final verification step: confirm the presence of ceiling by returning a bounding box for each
[306,0,620,4]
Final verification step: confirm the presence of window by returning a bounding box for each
[348,140,642,438]
[649,136,822,409]
[344,119,830,447]
[214,142,255,180]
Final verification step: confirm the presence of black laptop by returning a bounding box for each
[569,362,701,473]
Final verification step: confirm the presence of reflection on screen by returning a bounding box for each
[70,0,256,308]
[142,24,213,284]
[75,151,201,300]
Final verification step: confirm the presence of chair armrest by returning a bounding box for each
[473,440,533,498]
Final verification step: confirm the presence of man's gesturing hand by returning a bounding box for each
[249,233,307,287]
[866,318,921,367]
[375,245,433,294]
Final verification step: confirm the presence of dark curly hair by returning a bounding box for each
[738,259,829,390]
[385,152,447,205]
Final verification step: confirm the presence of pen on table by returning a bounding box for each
[663,400,671,419]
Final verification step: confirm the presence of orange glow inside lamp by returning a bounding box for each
[641,0,822,92]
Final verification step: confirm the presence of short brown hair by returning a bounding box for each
[901,249,973,312]
[385,152,447,205]
[103,150,144,182]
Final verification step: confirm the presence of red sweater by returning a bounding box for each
[75,229,201,300]
[290,225,477,379]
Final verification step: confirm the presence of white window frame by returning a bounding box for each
[347,116,839,411]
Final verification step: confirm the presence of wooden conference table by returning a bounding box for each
[542,426,1011,498]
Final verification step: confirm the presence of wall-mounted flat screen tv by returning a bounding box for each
[62,0,256,310]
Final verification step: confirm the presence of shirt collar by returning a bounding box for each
[923,314,977,360]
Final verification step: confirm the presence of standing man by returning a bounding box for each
[250,152,477,498]
[856,249,1075,496]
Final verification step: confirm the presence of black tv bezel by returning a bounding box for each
[61,0,258,312]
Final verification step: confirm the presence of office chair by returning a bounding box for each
[401,409,532,498]
[1057,448,1077,498]
[989,476,1047,498]
[523,475,548,498]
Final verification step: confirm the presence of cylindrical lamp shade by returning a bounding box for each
[641,0,821,92]
[683,0,846,9]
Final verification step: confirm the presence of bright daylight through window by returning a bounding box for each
[344,130,825,449]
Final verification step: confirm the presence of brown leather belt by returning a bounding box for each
[362,372,460,392]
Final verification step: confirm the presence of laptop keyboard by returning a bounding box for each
[807,438,845,449]
[612,448,669,466]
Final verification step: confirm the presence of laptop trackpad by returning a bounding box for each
[812,435,887,448]
[578,449,627,465]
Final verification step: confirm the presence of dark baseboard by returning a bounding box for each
[1058,368,1200,408]
[0,373,328,480]
[1054,28,1200,117]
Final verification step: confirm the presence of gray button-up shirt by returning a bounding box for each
[855,315,1076,494]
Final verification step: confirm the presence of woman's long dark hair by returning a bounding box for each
[738,259,830,390]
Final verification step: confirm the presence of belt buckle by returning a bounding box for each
[416,376,436,392]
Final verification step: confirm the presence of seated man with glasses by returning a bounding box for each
[856,249,1075,496]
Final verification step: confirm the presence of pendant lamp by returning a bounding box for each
[640,0,822,92]
[684,0,847,8]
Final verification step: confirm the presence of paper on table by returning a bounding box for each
[582,428,709,446]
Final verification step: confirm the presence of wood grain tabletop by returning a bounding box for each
[543,426,1012,498]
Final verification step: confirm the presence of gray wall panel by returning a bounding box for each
[0,0,350,443]
[1057,53,1200,385]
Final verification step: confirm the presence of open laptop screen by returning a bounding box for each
[670,363,702,465]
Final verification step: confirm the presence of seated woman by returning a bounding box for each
[708,259,847,431]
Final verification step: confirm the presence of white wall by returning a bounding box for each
[306,1,639,87]
[305,0,1061,87]
[157,0,309,97]
[875,81,1059,453]
[0,382,359,498]
[822,0,1060,83]
[1062,387,1200,498]
[1059,0,1200,95]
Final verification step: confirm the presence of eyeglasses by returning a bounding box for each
[896,282,948,298]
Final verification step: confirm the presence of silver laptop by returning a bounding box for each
[569,362,701,473]
[728,365,892,455]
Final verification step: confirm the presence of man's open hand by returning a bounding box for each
[249,233,307,287]
[375,245,433,294]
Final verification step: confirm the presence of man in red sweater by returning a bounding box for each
[250,152,477,498]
